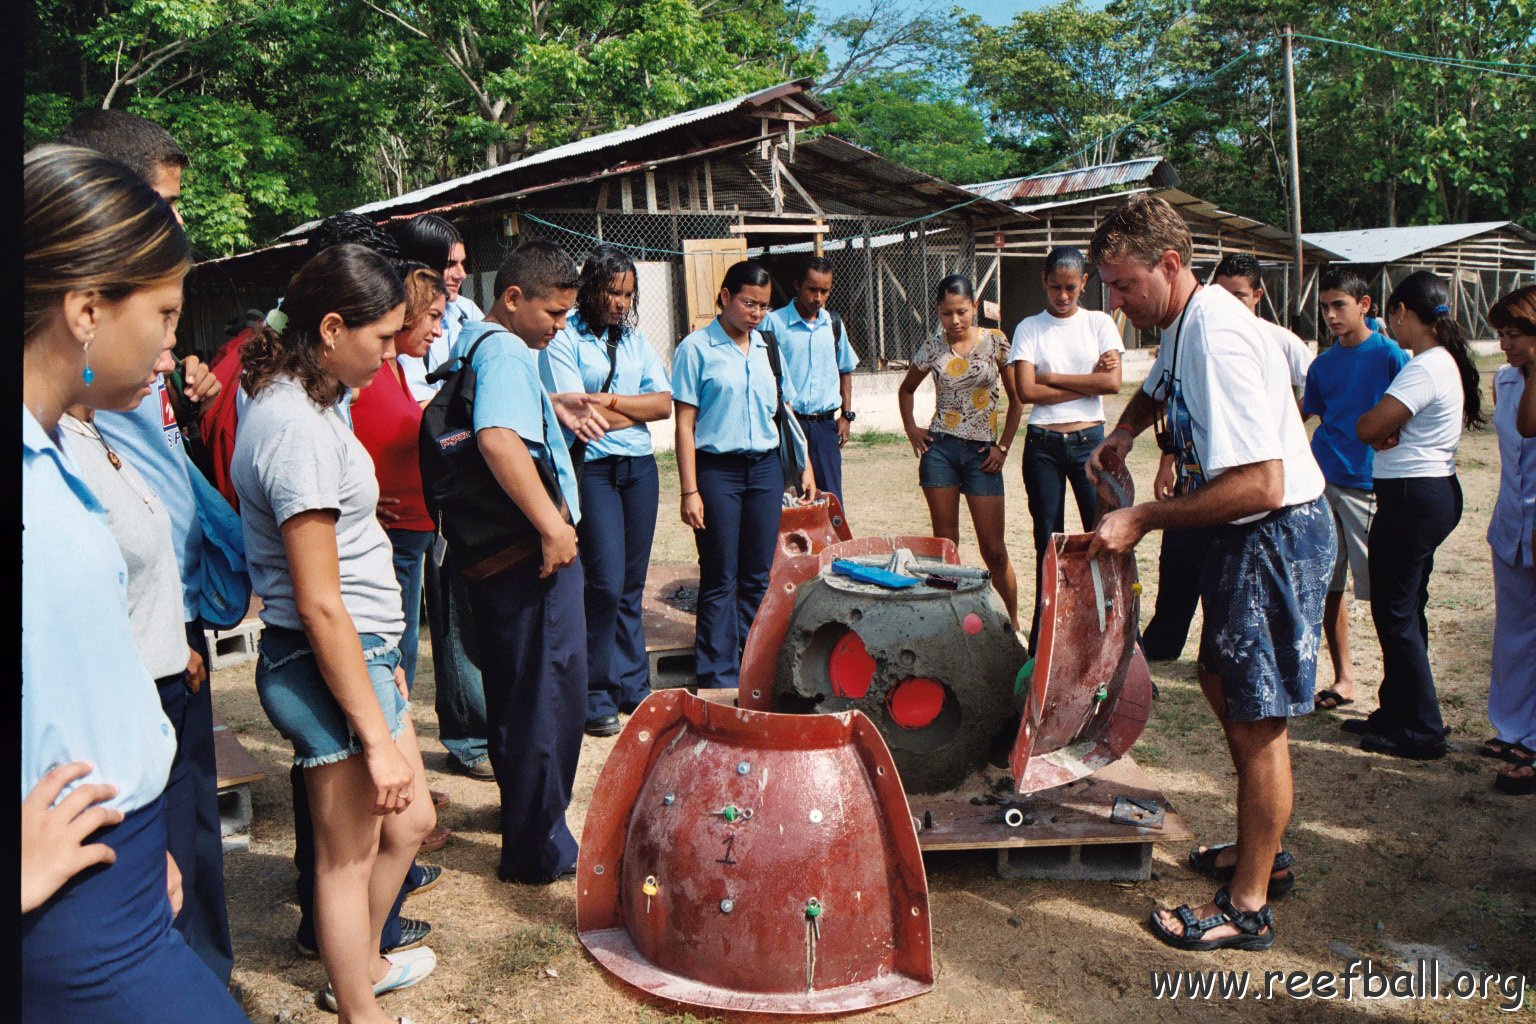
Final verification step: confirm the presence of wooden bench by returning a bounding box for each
[213,713,263,853]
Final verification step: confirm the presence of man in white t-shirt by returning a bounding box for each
[1084,196,1334,954]
[1141,253,1314,662]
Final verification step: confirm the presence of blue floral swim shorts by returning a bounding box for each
[1197,496,1337,721]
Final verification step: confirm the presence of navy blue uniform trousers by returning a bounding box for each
[164,622,234,983]
[23,797,249,1024]
[1140,526,1209,661]
[693,450,784,689]
[467,556,587,883]
[579,454,659,721]
[797,414,844,504]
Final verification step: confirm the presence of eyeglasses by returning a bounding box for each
[735,298,771,313]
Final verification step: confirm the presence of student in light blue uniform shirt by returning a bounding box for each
[1485,286,1536,795]
[764,256,858,503]
[674,260,818,691]
[540,245,672,737]
[58,107,236,985]
[387,213,494,779]
[456,242,596,885]
[21,144,247,1024]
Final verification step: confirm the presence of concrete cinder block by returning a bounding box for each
[205,620,263,670]
[218,784,253,840]
[649,648,697,689]
[995,841,1154,882]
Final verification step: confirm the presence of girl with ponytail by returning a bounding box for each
[1351,270,1481,760]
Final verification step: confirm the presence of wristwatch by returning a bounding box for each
[840,409,857,422]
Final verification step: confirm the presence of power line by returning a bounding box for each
[523,32,1531,247]
[1293,32,1536,80]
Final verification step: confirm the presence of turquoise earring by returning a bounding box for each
[82,334,95,386]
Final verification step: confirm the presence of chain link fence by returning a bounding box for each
[456,209,979,373]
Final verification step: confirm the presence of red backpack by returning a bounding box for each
[199,312,263,511]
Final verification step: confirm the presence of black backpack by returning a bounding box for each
[418,328,569,580]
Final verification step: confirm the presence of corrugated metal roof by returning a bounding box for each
[793,136,1021,220]
[966,158,1178,203]
[986,186,1334,260]
[1301,222,1533,263]
[282,79,830,237]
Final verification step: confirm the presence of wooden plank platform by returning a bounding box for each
[910,756,1191,852]
[642,561,699,654]
[642,562,699,688]
[213,715,263,790]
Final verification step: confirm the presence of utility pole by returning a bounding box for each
[1283,25,1305,332]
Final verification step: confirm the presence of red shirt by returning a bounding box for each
[350,359,434,532]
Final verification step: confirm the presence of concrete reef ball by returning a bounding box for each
[773,570,1026,793]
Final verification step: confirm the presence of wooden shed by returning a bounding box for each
[181,79,1018,370]
[967,159,1332,343]
[1303,222,1536,340]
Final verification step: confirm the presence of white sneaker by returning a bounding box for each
[318,945,437,1012]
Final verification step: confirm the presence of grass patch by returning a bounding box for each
[849,429,907,447]
[637,1012,724,1024]
[502,923,574,973]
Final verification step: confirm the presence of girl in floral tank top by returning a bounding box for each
[898,274,1023,628]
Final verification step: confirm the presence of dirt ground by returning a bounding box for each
[220,361,1533,1023]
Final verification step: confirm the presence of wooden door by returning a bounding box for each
[683,237,748,332]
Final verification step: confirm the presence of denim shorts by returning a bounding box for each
[255,625,408,768]
[1197,497,1337,722]
[918,431,1005,497]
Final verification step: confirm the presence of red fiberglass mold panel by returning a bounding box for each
[738,535,961,712]
[1009,446,1150,793]
[773,493,854,568]
[576,690,933,1014]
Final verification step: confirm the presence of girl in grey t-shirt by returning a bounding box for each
[231,244,439,1017]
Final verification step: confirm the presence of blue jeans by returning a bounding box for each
[423,550,490,769]
[918,431,1004,496]
[579,455,659,721]
[255,628,407,767]
[388,528,434,692]
[1022,424,1103,647]
[693,450,784,689]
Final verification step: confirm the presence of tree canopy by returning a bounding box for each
[25,0,1535,256]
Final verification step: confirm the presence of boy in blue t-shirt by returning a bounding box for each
[453,240,603,884]
[1302,268,1410,710]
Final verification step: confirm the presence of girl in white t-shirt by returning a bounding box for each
[1353,270,1485,760]
[1007,246,1124,649]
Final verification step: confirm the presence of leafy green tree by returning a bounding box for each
[959,0,1213,171]
[360,0,823,167]
[1294,0,1535,226]
[824,72,1018,184]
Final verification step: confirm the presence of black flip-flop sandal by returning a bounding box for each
[1480,737,1520,761]
[1494,754,1536,796]
[1188,845,1295,899]
[1149,887,1275,952]
[1315,689,1354,711]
